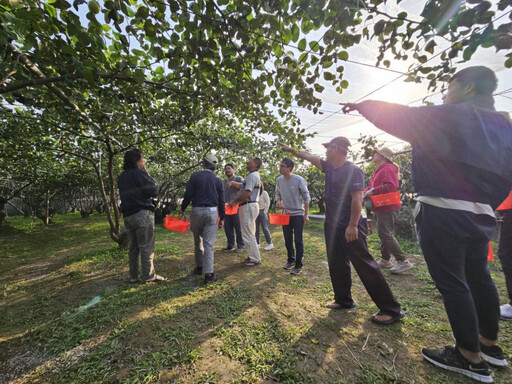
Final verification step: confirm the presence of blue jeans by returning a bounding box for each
[255,210,272,245]
[224,212,244,249]
[282,215,304,268]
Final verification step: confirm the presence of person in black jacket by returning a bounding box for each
[118,149,166,283]
[342,66,511,381]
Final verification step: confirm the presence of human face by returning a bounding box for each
[443,79,473,105]
[136,156,146,169]
[373,152,383,164]
[325,145,337,163]
[247,159,256,172]
[224,165,234,177]
[279,162,291,176]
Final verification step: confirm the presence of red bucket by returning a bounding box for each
[497,191,512,211]
[269,213,290,225]
[164,215,190,233]
[371,191,401,207]
[225,204,239,215]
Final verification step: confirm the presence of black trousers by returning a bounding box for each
[324,220,401,316]
[416,203,499,352]
[498,213,512,305]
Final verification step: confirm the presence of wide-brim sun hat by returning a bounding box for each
[375,147,394,162]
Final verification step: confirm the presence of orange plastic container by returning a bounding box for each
[225,204,239,215]
[497,191,512,211]
[269,213,290,225]
[371,191,401,207]
[164,215,190,233]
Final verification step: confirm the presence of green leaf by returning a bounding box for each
[298,38,307,51]
[323,72,335,81]
[373,20,386,35]
[337,51,349,60]
[133,69,145,84]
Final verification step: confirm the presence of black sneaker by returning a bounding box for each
[422,346,493,383]
[290,267,302,275]
[222,247,234,251]
[204,274,218,284]
[283,262,294,270]
[480,343,508,367]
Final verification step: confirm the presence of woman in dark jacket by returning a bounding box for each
[364,147,413,274]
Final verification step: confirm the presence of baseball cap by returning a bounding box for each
[203,154,218,165]
[322,136,351,151]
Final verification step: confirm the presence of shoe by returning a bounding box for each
[144,275,167,283]
[500,303,512,320]
[222,246,234,251]
[283,262,294,270]
[370,309,405,325]
[194,266,202,275]
[245,261,261,267]
[264,243,274,251]
[390,260,414,274]
[204,273,218,284]
[422,346,493,383]
[480,343,508,367]
[290,267,302,275]
[236,247,245,253]
[326,301,357,310]
[377,259,393,269]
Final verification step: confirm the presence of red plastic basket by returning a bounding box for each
[164,215,190,233]
[370,191,401,207]
[497,191,512,211]
[269,213,290,225]
[225,204,239,215]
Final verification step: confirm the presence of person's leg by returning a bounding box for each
[233,212,245,249]
[255,210,262,245]
[498,218,512,306]
[124,213,140,280]
[261,212,272,245]
[465,241,500,343]
[346,228,401,316]
[417,204,482,355]
[377,210,406,262]
[240,205,260,263]
[202,209,218,275]
[282,222,295,263]
[137,210,156,281]
[223,214,235,249]
[324,222,354,307]
[190,208,204,269]
[292,215,304,268]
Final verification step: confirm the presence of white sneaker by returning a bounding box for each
[500,303,512,320]
[390,260,414,274]
[264,243,274,251]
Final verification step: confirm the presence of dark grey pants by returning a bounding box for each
[124,210,156,280]
[376,210,406,262]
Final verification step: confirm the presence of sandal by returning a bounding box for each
[245,261,261,267]
[326,301,357,310]
[371,309,404,325]
[144,275,167,283]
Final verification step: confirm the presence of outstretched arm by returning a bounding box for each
[279,143,323,171]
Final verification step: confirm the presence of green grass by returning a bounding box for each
[1,213,511,383]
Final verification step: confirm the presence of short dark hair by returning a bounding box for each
[253,157,262,169]
[451,66,497,96]
[123,149,142,170]
[281,157,294,171]
[225,163,234,169]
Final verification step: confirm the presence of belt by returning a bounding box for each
[239,201,257,206]
[194,205,216,208]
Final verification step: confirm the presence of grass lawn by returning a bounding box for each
[0,212,511,383]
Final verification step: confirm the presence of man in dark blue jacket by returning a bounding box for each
[342,66,512,382]
[118,149,166,283]
[180,154,225,283]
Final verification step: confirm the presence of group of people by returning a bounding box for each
[117,66,512,383]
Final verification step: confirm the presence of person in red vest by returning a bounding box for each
[363,147,413,273]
